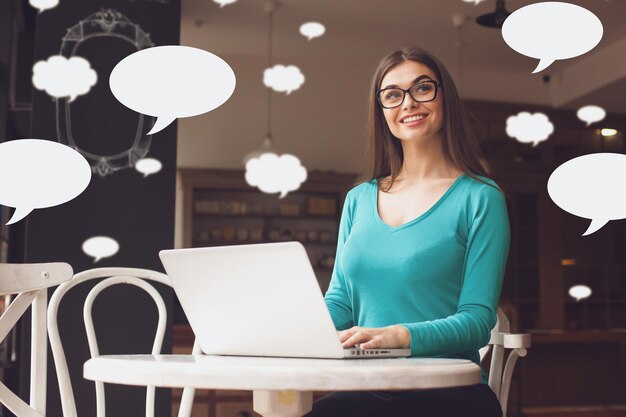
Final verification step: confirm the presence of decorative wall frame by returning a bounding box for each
[56,9,155,177]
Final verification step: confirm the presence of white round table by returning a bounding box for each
[84,354,481,417]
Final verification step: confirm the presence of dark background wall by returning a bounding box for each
[2,0,181,416]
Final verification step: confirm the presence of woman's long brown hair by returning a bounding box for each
[367,46,496,192]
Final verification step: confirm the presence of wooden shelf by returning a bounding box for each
[193,213,338,220]
[193,239,337,247]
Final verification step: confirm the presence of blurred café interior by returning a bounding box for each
[1,0,626,416]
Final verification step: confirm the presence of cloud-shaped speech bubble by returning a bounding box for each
[502,2,603,73]
[568,284,592,302]
[263,65,305,95]
[506,112,554,146]
[82,236,120,263]
[110,46,236,135]
[29,0,59,13]
[299,22,326,41]
[213,0,237,7]
[548,153,626,236]
[245,153,307,198]
[576,105,606,127]
[32,55,97,101]
[135,157,162,177]
[0,139,91,225]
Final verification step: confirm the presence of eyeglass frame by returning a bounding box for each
[376,80,442,109]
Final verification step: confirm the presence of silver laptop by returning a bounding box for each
[159,241,410,359]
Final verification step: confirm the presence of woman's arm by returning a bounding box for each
[324,191,356,331]
[399,184,510,355]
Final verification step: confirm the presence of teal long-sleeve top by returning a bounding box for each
[324,174,510,384]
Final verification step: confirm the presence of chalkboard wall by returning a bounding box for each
[21,1,181,416]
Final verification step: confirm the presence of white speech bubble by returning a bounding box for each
[29,0,59,13]
[135,158,162,177]
[263,65,305,95]
[213,0,237,7]
[506,112,554,146]
[462,0,485,4]
[568,284,592,302]
[502,2,603,73]
[110,46,236,135]
[82,236,120,263]
[0,139,91,225]
[576,105,606,126]
[245,153,307,198]
[32,55,97,102]
[548,153,626,236]
[299,22,326,41]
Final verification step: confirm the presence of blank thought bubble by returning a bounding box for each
[82,236,119,263]
[548,153,626,236]
[110,46,236,135]
[506,112,554,146]
[263,65,305,95]
[568,285,592,302]
[245,153,307,198]
[299,22,326,41]
[0,139,91,225]
[29,0,59,13]
[502,2,603,73]
[32,55,97,101]
[213,0,237,7]
[576,105,606,126]
[135,158,162,177]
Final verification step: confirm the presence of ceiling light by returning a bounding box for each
[560,258,577,266]
[600,128,618,137]
[476,0,510,28]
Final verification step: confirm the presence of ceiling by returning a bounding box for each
[181,0,626,113]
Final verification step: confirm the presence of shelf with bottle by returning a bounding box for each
[193,212,339,221]
[193,238,337,248]
[193,225,338,246]
[193,193,340,218]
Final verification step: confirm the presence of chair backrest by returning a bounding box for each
[0,262,73,417]
[480,308,531,417]
[47,267,201,417]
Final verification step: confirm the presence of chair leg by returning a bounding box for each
[499,348,527,417]
[178,387,196,417]
[31,290,47,415]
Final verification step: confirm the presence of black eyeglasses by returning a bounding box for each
[376,80,441,109]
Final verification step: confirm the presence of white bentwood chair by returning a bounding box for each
[0,262,73,417]
[48,267,202,417]
[479,308,531,417]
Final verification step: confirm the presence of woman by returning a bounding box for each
[305,47,509,417]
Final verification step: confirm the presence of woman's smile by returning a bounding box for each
[398,112,430,127]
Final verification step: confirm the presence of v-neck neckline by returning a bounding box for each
[372,174,466,232]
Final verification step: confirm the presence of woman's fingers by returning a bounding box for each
[337,327,361,343]
[359,339,378,349]
[341,331,372,348]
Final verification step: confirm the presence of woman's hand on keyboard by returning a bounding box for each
[337,325,410,350]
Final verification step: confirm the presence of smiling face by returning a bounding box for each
[378,60,444,144]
